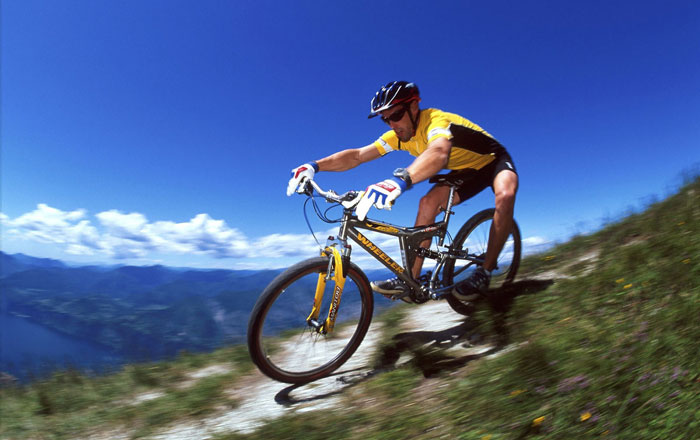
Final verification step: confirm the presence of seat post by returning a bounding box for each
[438,186,456,246]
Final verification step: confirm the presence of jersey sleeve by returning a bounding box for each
[373,130,401,155]
[426,112,453,144]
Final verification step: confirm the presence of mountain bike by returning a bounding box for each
[247,175,521,384]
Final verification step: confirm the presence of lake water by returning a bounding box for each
[0,312,125,382]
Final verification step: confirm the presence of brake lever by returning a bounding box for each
[341,190,359,201]
[299,179,314,196]
[340,190,363,209]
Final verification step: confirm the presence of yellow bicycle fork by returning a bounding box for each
[306,245,347,334]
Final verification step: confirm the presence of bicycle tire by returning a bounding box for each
[443,208,522,316]
[247,256,374,384]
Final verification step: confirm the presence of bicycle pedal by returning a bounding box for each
[431,292,449,300]
[387,292,413,303]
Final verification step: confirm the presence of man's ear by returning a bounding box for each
[411,99,421,113]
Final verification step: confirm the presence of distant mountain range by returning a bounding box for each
[0,252,392,362]
[0,252,285,359]
[1,252,69,275]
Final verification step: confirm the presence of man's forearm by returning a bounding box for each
[406,140,451,183]
[316,144,381,172]
[316,149,362,171]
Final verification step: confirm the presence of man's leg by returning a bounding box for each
[453,169,518,300]
[482,169,518,272]
[411,185,459,278]
[372,184,456,298]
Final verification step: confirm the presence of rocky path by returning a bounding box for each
[150,321,386,439]
[147,299,501,439]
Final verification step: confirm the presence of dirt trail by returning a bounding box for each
[148,298,508,439]
[150,321,386,439]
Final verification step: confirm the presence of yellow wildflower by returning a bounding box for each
[543,255,556,261]
[510,389,526,397]
[623,284,633,289]
[615,278,625,284]
[532,416,546,427]
[580,411,592,422]
[682,258,691,264]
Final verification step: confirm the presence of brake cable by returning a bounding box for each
[303,196,343,249]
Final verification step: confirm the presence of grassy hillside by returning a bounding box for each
[1,177,698,439]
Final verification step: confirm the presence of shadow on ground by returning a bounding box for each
[274,278,554,406]
[488,278,555,345]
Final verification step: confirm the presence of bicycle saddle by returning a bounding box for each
[428,173,467,186]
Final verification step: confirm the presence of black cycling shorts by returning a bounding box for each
[441,153,517,202]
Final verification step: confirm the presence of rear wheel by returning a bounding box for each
[443,209,521,315]
[247,257,374,384]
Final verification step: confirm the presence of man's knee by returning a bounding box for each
[493,171,518,209]
[495,187,516,205]
[494,189,516,219]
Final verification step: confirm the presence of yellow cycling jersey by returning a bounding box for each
[373,108,507,170]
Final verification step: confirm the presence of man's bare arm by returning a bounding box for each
[405,137,452,183]
[316,144,382,172]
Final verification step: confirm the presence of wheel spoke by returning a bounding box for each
[248,258,373,383]
[442,209,521,316]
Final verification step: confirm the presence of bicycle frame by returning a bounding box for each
[305,180,481,333]
[330,184,477,299]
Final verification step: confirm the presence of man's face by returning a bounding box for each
[380,102,417,142]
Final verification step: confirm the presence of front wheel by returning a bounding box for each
[443,209,522,316]
[247,257,374,384]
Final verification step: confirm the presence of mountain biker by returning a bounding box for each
[287,81,518,301]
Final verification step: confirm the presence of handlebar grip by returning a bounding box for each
[342,190,359,201]
[300,178,313,196]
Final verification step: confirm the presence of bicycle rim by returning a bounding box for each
[248,258,373,384]
[447,209,522,289]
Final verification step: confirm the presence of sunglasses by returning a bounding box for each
[381,106,408,124]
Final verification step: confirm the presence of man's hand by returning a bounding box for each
[355,178,406,221]
[286,162,319,196]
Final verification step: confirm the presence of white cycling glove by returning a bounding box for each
[286,162,319,196]
[355,178,407,221]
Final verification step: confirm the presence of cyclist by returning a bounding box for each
[287,81,518,301]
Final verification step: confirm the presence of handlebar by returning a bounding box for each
[302,178,361,205]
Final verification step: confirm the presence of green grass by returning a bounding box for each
[2,176,698,439]
[0,345,252,439]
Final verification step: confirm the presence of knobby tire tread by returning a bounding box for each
[444,208,522,315]
[247,257,374,384]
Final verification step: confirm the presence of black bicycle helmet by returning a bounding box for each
[368,81,420,118]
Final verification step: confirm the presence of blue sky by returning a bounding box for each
[2,0,699,270]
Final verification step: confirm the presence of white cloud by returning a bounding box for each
[251,233,319,258]
[2,204,101,254]
[146,213,250,257]
[1,204,326,262]
[95,210,253,259]
[96,210,149,241]
[1,204,557,268]
[522,235,554,255]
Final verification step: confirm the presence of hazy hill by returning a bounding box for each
[0,254,287,359]
[0,252,67,276]
[0,251,393,366]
